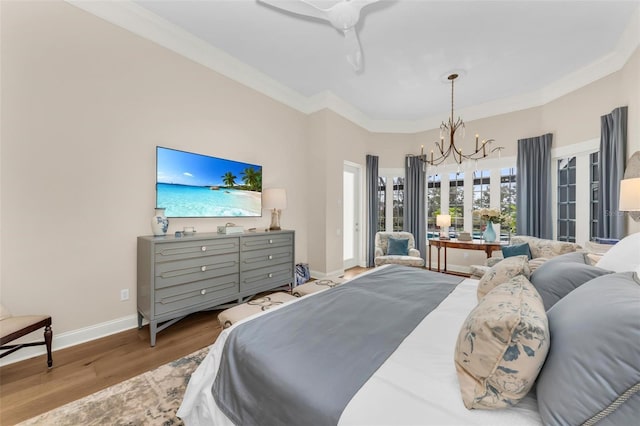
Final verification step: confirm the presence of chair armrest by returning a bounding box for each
[408,248,421,257]
[375,248,384,257]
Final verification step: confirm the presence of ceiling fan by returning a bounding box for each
[258,0,380,72]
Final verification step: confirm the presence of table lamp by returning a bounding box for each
[620,177,640,222]
[436,214,451,239]
[263,188,287,230]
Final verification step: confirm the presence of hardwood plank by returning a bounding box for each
[0,266,369,425]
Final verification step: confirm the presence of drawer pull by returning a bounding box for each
[268,255,273,260]
[201,289,206,295]
[201,246,207,252]
[269,239,273,244]
[268,273,273,278]
[201,266,207,272]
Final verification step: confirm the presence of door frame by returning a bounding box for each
[343,161,364,269]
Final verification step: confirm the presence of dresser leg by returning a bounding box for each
[137,312,143,329]
[150,321,157,347]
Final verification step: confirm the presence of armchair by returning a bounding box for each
[374,231,425,267]
[0,304,53,368]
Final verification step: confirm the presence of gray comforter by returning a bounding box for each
[212,265,462,426]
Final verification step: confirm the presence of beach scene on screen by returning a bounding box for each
[156,147,262,217]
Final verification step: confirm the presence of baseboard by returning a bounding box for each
[0,314,141,367]
[309,268,345,279]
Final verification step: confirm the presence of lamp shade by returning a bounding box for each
[263,188,287,210]
[620,178,640,211]
[436,214,451,227]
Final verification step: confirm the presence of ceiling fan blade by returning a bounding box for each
[348,0,381,13]
[343,28,363,72]
[257,0,330,22]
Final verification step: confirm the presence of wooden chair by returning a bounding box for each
[0,304,53,368]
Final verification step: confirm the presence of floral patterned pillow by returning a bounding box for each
[477,255,530,300]
[454,275,549,409]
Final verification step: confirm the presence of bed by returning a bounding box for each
[177,247,640,426]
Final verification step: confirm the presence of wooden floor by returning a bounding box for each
[0,267,367,426]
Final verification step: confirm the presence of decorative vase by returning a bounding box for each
[151,208,169,236]
[483,220,497,242]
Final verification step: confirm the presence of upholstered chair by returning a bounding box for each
[374,231,425,267]
[0,304,53,368]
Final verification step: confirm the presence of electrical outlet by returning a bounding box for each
[120,288,129,301]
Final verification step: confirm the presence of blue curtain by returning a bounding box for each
[404,156,426,260]
[516,133,553,239]
[597,106,627,239]
[366,155,379,267]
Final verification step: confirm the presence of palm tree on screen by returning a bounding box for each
[222,172,237,187]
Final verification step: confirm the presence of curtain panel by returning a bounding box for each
[516,133,553,239]
[597,106,627,240]
[366,155,379,267]
[404,156,426,260]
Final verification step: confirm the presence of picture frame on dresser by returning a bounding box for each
[137,230,295,346]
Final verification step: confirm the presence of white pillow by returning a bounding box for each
[595,232,640,272]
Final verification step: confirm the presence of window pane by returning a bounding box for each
[377,176,386,232]
[500,167,517,236]
[472,170,490,235]
[449,172,464,231]
[426,174,441,238]
[392,177,404,231]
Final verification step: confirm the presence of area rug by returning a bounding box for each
[19,347,209,426]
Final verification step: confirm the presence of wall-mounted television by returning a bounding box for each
[156,146,262,218]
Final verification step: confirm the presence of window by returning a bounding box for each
[426,174,441,238]
[590,152,599,240]
[500,167,517,237]
[472,170,490,237]
[392,177,404,231]
[557,157,577,242]
[377,176,386,232]
[449,172,464,231]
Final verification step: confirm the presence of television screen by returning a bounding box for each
[156,147,262,218]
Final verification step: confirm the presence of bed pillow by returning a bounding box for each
[536,272,640,425]
[530,260,612,310]
[543,251,587,265]
[477,255,530,300]
[386,237,409,255]
[595,232,640,272]
[455,275,549,409]
[501,242,532,259]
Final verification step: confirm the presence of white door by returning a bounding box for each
[343,163,361,269]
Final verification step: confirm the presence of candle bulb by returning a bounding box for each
[475,134,479,151]
[431,150,434,164]
[421,145,424,157]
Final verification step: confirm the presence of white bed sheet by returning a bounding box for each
[177,275,542,426]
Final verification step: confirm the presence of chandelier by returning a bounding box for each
[411,73,503,168]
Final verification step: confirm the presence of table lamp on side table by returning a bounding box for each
[436,214,451,240]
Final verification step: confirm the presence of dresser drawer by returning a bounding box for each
[240,246,293,272]
[241,233,293,252]
[155,275,239,316]
[155,238,239,262]
[155,252,239,289]
[240,263,293,292]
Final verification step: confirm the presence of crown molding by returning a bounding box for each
[67,1,640,134]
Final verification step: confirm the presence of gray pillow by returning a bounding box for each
[543,251,587,265]
[536,272,640,426]
[530,260,611,310]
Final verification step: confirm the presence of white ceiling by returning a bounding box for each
[77,0,640,131]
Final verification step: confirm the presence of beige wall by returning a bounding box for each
[1,1,638,362]
[0,1,310,353]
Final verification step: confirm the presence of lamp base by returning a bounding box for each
[269,209,281,231]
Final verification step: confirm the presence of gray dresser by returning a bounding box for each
[137,230,295,346]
